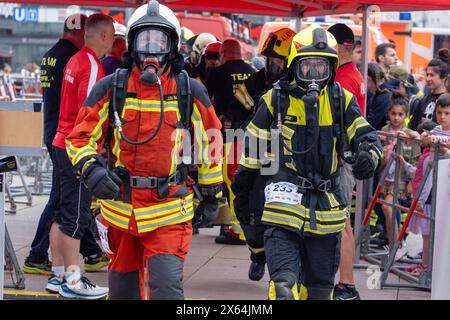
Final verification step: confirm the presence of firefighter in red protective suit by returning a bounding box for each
[65,0,223,300]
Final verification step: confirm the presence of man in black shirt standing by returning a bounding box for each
[206,39,255,126]
[23,14,108,275]
[205,39,255,245]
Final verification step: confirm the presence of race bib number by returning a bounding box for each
[265,182,302,205]
[95,215,114,255]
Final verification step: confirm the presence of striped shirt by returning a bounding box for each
[430,126,450,144]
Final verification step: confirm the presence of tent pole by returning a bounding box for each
[294,17,302,33]
[0,173,5,300]
[354,5,371,265]
[361,5,370,118]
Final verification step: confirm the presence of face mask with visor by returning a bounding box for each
[265,56,286,81]
[134,28,173,84]
[295,56,331,89]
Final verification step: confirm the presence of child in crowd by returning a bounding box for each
[399,121,437,275]
[406,93,450,275]
[380,91,421,245]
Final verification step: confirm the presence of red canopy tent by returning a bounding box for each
[14,0,450,17]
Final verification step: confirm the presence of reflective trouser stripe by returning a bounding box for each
[269,280,299,300]
[137,209,194,233]
[248,245,265,254]
[197,166,223,185]
[134,195,194,220]
[223,141,245,240]
[262,203,347,235]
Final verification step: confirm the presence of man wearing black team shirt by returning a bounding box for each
[204,39,254,245]
[23,14,108,275]
[206,39,255,128]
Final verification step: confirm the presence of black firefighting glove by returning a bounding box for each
[79,157,122,200]
[231,166,259,225]
[352,141,380,180]
[193,184,222,228]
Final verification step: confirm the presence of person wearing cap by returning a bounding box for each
[205,39,255,246]
[101,21,127,76]
[387,64,422,99]
[328,23,365,115]
[328,23,365,300]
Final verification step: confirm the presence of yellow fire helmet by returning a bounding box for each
[288,26,339,72]
[180,26,195,43]
[293,23,337,49]
[261,27,296,60]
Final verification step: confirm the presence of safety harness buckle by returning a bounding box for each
[130,176,158,189]
[167,171,181,185]
[130,171,182,189]
[297,176,314,190]
[317,179,332,192]
[296,175,335,192]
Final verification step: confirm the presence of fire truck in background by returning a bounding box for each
[381,22,450,75]
[175,12,255,61]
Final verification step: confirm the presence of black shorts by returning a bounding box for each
[52,145,92,240]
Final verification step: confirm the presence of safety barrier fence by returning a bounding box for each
[0,73,42,102]
[354,130,442,291]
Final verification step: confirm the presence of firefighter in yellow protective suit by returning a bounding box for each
[233,27,382,300]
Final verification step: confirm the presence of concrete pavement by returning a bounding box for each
[3,194,431,300]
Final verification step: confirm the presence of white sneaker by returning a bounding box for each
[395,244,408,261]
[46,273,63,293]
[59,275,108,300]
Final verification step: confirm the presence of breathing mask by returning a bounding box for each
[265,56,286,81]
[295,57,330,89]
[134,28,173,84]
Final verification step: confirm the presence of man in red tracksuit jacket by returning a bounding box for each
[47,13,115,300]
[328,23,366,301]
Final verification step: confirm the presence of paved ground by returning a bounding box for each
[2,192,431,300]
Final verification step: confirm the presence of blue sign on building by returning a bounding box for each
[13,7,39,23]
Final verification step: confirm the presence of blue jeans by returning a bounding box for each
[27,143,101,263]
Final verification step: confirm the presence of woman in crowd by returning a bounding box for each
[409,49,450,131]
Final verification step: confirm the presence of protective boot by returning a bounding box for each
[268,273,299,300]
[248,262,265,281]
